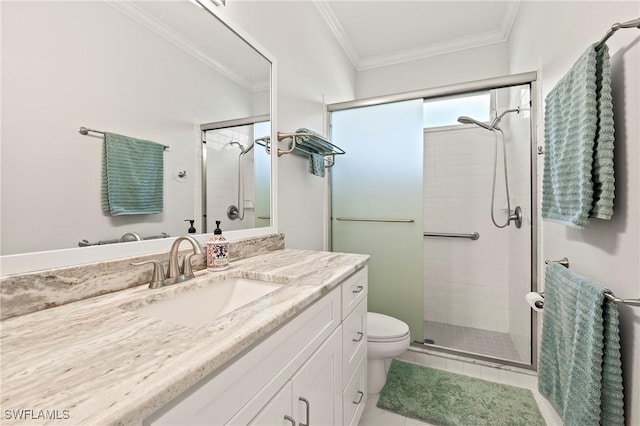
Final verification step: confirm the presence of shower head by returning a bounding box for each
[229,140,255,157]
[457,107,520,132]
[229,141,245,152]
[457,116,493,131]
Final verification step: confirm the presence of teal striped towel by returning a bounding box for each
[101,132,164,215]
[539,263,624,426]
[294,128,327,177]
[542,45,615,228]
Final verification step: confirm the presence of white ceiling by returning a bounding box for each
[315,0,520,70]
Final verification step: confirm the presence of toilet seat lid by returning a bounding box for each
[367,312,410,340]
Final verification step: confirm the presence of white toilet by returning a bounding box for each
[367,312,410,394]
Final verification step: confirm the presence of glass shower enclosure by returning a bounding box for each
[330,76,537,368]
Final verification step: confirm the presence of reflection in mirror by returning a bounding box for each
[201,117,271,232]
[1,0,272,256]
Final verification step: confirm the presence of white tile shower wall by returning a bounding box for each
[503,86,533,363]
[205,129,255,232]
[423,127,511,333]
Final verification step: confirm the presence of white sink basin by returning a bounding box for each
[134,278,282,328]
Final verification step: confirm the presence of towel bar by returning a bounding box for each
[594,17,640,50]
[79,127,170,150]
[545,257,640,307]
[78,232,170,247]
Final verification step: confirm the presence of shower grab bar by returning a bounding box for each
[335,217,414,223]
[545,257,640,307]
[423,231,479,240]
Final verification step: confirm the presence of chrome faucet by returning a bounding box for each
[131,235,203,289]
[166,235,203,285]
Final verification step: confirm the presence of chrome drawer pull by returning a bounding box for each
[352,285,364,294]
[299,397,310,426]
[353,391,364,405]
[353,331,364,342]
[284,415,296,425]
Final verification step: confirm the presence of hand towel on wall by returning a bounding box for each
[101,132,164,215]
[538,262,624,426]
[541,45,615,229]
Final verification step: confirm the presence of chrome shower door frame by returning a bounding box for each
[328,71,540,370]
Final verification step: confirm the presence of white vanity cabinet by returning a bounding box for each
[247,327,342,426]
[145,266,368,426]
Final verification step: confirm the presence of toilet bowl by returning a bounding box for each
[367,312,410,394]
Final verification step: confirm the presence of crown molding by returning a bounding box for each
[315,0,521,71]
[502,1,521,41]
[358,29,508,70]
[103,0,255,92]
[313,0,360,69]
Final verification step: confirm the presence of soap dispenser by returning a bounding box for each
[184,219,196,234]
[207,221,229,271]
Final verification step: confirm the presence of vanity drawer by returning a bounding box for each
[342,298,367,389]
[341,266,368,320]
[343,352,367,426]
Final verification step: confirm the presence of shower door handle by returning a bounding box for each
[336,217,415,223]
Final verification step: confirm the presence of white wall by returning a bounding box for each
[356,42,510,99]
[224,1,357,251]
[509,2,640,423]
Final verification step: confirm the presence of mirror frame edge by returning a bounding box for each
[0,2,279,276]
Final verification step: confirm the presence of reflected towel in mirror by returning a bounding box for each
[102,132,164,215]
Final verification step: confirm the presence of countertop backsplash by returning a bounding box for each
[0,233,285,320]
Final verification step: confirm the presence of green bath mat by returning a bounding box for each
[377,360,546,426]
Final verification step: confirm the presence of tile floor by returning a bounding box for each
[359,351,564,426]
[423,320,524,362]
[358,393,434,426]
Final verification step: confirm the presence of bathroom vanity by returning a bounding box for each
[0,249,368,426]
[146,265,368,426]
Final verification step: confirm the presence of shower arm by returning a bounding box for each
[490,107,520,130]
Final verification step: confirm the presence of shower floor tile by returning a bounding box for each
[423,320,525,362]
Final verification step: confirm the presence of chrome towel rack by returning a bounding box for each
[594,17,640,50]
[424,231,479,240]
[79,126,170,150]
[255,130,345,168]
[546,257,640,307]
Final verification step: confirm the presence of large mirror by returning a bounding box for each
[1,0,274,263]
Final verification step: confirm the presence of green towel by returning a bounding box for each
[101,132,164,215]
[295,128,328,177]
[591,46,615,219]
[539,263,624,426]
[542,45,615,229]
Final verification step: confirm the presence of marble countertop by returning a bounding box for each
[0,249,369,425]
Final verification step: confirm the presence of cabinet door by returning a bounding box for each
[292,327,342,426]
[248,382,294,426]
